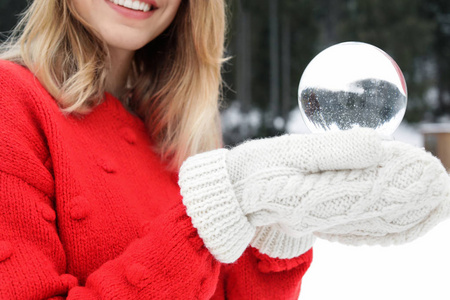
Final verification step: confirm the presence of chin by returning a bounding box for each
[112,41,148,52]
[105,34,154,52]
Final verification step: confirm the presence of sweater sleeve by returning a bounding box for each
[0,168,220,299]
[0,61,221,299]
[70,204,221,299]
[210,247,313,300]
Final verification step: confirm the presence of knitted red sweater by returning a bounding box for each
[0,60,312,299]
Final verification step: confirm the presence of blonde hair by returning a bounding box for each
[0,0,226,171]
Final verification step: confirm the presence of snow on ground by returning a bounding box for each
[300,219,450,300]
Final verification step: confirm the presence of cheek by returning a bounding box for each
[71,0,106,37]
[71,0,93,22]
[161,0,182,29]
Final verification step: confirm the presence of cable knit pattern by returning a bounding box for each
[240,141,450,242]
[0,60,312,300]
[315,141,450,245]
[180,128,450,259]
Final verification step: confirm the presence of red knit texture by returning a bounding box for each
[0,60,312,299]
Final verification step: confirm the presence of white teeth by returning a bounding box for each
[123,0,132,8]
[109,0,153,12]
[132,1,140,9]
[109,0,152,12]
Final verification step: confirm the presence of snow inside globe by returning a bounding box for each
[298,42,407,136]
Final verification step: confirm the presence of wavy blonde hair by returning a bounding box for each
[0,0,225,171]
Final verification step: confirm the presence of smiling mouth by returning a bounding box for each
[108,0,156,12]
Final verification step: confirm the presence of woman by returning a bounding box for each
[0,0,449,299]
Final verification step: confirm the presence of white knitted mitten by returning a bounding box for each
[179,129,450,263]
[179,129,386,263]
[313,141,450,246]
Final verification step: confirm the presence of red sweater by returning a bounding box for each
[0,60,312,299]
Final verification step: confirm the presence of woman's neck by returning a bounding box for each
[105,47,134,100]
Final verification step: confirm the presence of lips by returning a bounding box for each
[108,0,156,12]
[105,0,158,20]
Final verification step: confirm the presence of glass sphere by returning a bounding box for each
[298,42,407,136]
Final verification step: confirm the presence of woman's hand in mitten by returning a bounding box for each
[179,129,383,263]
[236,138,449,248]
[240,138,449,248]
[313,140,450,246]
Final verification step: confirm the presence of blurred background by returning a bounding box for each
[1,1,450,299]
[220,0,450,145]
